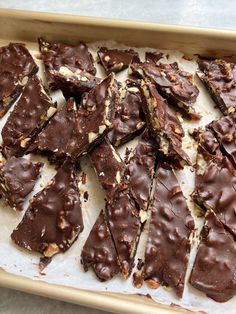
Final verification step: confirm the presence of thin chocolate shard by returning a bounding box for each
[110,81,146,146]
[48,67,100,102]
[27,98,78,161]
[190,211,236,302]
[140,80,190,169]
[0,43,38,118]
[123,129,157,213]
[39,38,96,90]
[145,52,163,64]
[209,115,236,167]
[193,155,236,237]
[143,162,194,298]
[2,75,57,158]
[106,188,141,278]
[11,159,83,258]
[98,47,139,74]
[0,156,42,211]
[81,210,120,281]
[130,61,200,119]
[197,57,236,115]
[90,138,125,201]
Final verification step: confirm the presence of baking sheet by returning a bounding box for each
[0,38,233,314]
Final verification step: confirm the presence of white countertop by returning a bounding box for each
[0,1,235,314]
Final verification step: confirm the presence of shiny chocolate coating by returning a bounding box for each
[81,210,120,281]
[140,80,190,169]
[11,159,84,257]
[143,162,194,298]
[0,156,42,211]
[198,58,236,115]
[98,47,139,74]
[110,82,145,147]
[130,61,199,119]
[145,51,163,64]
[2,75,56,158]
[39,38,96,90]
[0,43,38,117]
[90,137,125,201]
[190,211,236,302]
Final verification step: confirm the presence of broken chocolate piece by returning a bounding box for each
[0,43,38,118]
[193,155,236,237]
[0,156,42,211]
[130,61,200,119]
[143,162,194,298]
[190,211,236,302]
[39,38,96,90]
[48,67,100,102]
[2,75,57,158]
[197,58,236,115]
[140,80,190,168]
[98,47,139,74]
[145,51,163,64]
[123,129,157,212]
[110,81,146,146]
[90,138,125,200]
[209,115,236,167]
[81,210,120,281]
[11,159,83,257]
[106,188,141,278]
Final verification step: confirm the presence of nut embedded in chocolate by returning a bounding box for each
[11,159,84,258]
[0,43,38,118]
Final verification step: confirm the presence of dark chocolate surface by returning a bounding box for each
[11,159,83,257]
[0,43,38,117]
[81,210,120,281]
[145,52,163,64]
[123,129,157,212]
[90,138,125,200]
[98,47,138,74]
[0,157,42,211]
[193,156,236,237]
[140,80,190,168]
[190,211,236,302]
[2,75,56,158]
[106,188,141,278]
[110,82,145,146]
[198,58,236,115]
[130,61,199,119]
[39,38,96,90]
[143,162,194,298]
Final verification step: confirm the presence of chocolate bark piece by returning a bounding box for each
[48,67,100,102]
[130,61,200,119]
[1,75,57,158]
[0,157,42,211]
[197,58,236,115]
[190,211,236,302]
[209,115,236,167]
[140,80,190,168]
[110,82,146,146]
[98,47,139,74]
[106,188,141,278]
[193,156,236,236]
[39,38,96,90]
[145,52,163,64]
[11,159,83,257]
[81,209,120,281]
[0,43,38,118]
[123,129,157,213]
[90,138,125,200]
[27,98,78,161]
[143,162,194,298]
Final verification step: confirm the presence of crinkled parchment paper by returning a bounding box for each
[0,39,234,314]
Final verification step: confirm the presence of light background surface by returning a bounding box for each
[0,1,234,314]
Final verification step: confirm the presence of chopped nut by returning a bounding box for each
[47,106,57,118]
[88,131,98,143]
[98,125,106,134]
[44,243,60,257]
[139,209,148,223]
[20,137,31,148]
[146,278,160,289]
[127,86,139,93]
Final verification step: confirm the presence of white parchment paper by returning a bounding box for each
[0,39,233,314]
